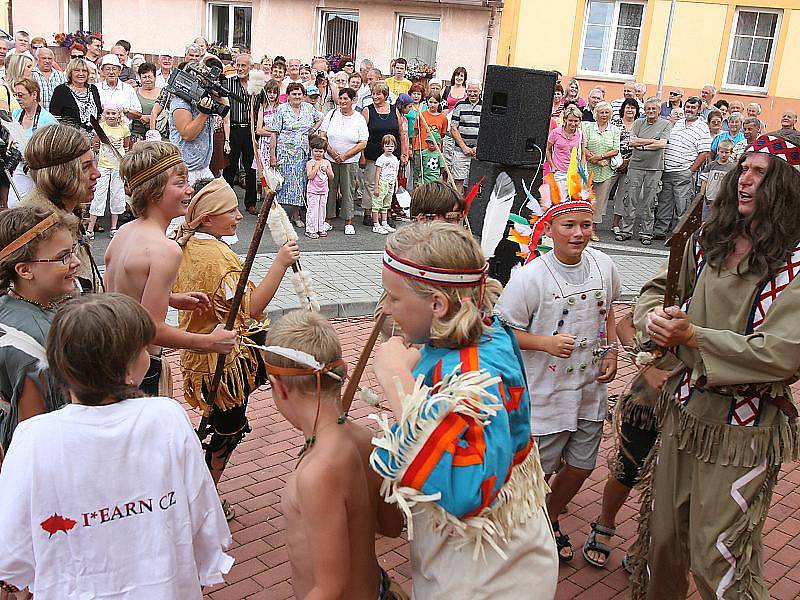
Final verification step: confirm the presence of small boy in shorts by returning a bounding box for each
[495,198,620,563]
[700,138,736,219]
[372,134,399,235]
[263,310,405,600]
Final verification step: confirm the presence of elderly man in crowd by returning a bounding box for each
[653,95,710,240]
[7,30,30,56]
[32,47,66,111]
[194,37,209,55]
[780,110,797,131]
[622,97,671,244]
[110,44,137,84]
[661,88,683,118]
[222,54,259,214]
[284,58,302,85]
[185,43,203,63]
[582,87,604,123]
[449,79,482,191]
[0,39,7,79]
[699,84,717,119]
[98,54,142,124]
[155,51,175,87]
[611,82,636,116]
[732,117,762,160]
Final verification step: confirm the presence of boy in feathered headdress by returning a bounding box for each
[495,152,621,563]
[373,222,558,598]
[172,177,299,519]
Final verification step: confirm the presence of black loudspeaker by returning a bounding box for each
[467,160,542,285]
[476,66,557,167]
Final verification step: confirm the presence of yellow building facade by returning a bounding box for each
[498,0,799,125]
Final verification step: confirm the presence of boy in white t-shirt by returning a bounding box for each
[87,104,131,239]
[494,199,620,565]
[372,134,399,234]
[0,293,233,599]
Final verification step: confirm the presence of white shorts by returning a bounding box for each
[451,146,473,181]
[90,166,126,216]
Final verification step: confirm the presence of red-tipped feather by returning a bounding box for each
[463,177,484,211]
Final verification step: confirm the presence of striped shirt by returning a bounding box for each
[32,68,66,111]
[450,98,482,148]
[664,118,711,172]
[222,76,261,125]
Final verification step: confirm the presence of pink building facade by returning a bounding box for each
[15,0,498,82]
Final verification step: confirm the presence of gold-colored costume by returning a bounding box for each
[173,234,267,414]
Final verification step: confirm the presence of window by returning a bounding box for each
[66,0,102,32]
[208,3,252,50]
[397,16,440,67]
[319,10,359,57]
[579,0,644,77]
[724,8,781,91]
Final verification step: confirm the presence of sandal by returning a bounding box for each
[622,552,634,574]
[552,520,574,562]
[614,233,632,241]
[640,237,652,246]
[318,230,328,237]
[304,232,319,239]
[582,521,616,568]
[221,498,236,522]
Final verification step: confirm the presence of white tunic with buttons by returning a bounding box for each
[495,247,621,436]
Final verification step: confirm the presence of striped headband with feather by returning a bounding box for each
[383,248,487,287]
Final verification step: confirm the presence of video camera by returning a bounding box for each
[166,62,245,118]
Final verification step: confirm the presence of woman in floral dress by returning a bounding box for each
[269,83,323,225]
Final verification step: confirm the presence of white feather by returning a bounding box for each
[521,179,543,216]
[480,172,516,259]
[267,203,298,246]
[0,323,48,372]
[2,120,28,154]
[247,69,267,96]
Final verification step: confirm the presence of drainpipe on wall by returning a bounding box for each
[657,0,677,99]
[483,1,502,79]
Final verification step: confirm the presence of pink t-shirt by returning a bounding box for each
[548,126,581,173]
[307,165,329,195]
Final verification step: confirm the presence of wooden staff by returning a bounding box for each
[341,312,387,415]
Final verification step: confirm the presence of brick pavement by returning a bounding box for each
[156,306,800,600]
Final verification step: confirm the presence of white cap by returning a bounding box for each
[100,54,121,68]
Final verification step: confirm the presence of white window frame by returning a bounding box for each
[64,0,102,31]
[317,9,359,57]
[395,14,441,67]
[577,0,646,80]
[722,7,782,94]
[206,2,252,49]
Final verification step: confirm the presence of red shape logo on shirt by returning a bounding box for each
[40,513,77,538]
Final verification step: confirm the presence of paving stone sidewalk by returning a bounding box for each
[158,307,800,600]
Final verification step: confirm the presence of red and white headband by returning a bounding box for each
[383,248,487,287]
[745,134,800,171]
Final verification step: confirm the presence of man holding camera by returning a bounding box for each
[169,71,216,183]
[222,54,260,214]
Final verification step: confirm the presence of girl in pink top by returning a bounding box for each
[305,136,334,239]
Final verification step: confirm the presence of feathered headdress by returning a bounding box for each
[508,149,595,265]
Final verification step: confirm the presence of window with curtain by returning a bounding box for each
[67,0,103,32]
[580,0,644,77]
[319,10,359,57]
[724,8,781,91]
[398,16,440,66]
[208,3,252,49]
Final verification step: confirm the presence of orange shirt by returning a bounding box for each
[413,110,449,152]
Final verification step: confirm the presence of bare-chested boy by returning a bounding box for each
[264,310,406,600]
[106,141,237,394]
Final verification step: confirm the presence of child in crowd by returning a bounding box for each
[106,141,237,396]
[86,103,131,240]
[0,293,233,598]
[584,311,671,570]
[700,138,736,218]
[414,130,444,186]
[172,178,299,519]
[413,93,448,182]
[494,198,620,563]
[372,222,558,598]
[305,136,334,239]
[264,310,406,600]
[372,134,399,235]
[0,207,78,456]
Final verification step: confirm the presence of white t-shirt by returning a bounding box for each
[320,108,369,164]
[375,153,400,183]
[0,397,233,599]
